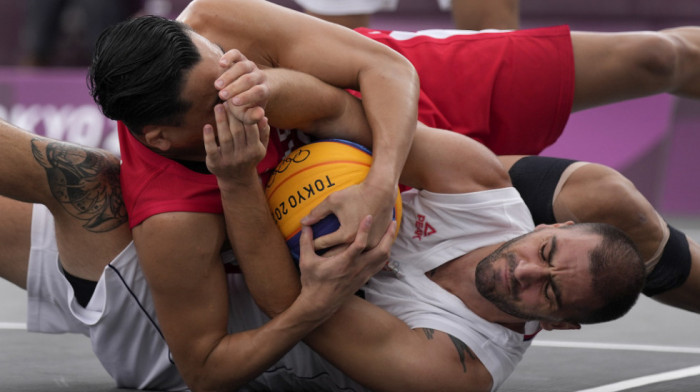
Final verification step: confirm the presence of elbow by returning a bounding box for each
[393,52,420,97]
[184,369,241,392]
[370,46,419,97]
[183,373,214,392]
[178,348,244,392]
[181,362,217,392]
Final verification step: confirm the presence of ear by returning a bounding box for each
[540,320,581,331]
[555,220,575,228]
[142,125,171,152]
[535,220,575,231]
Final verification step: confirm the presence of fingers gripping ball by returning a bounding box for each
[265,139,402,261]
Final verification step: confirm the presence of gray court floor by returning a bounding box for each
[1,217,699,391]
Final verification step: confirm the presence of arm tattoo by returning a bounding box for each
[422,328,477,373]
[31,138,127,232]
[448,334,477,373]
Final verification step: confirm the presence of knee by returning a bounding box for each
[629,32,682,84]
[635,28,700,88]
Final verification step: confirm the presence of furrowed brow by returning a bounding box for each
[549,236,563,309]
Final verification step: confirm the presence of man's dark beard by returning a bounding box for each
[474,234,540,321]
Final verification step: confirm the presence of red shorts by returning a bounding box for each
[357,25,575,155]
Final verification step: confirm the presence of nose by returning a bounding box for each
[513,259,548,287]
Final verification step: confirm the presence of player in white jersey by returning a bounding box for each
[4,112,645,391]
[19,171,538,392]
[208,112,646,391]
[5,114,534,391]
[365,187,541,390]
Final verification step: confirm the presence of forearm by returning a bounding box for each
[218,173,301,315]
[263,68,371,142]
[200,296,333,391]
[359,61,419,193]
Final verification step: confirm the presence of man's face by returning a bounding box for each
[159,31,225,159]
[475,225,603,323]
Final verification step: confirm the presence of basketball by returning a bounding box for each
[265,139,402,260]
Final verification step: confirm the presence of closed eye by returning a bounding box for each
[546,236,562,309]
[541,240,556,305]
[540,243,547,262]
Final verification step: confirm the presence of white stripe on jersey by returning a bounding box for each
[383,28,513,41]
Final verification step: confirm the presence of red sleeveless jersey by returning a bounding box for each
[118,122,308,228]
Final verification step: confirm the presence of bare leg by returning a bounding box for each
[571,27,700,111]
[451,0,519,30]
[0,197,32,289]
[0,119,131,281]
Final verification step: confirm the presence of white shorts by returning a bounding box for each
[27,204,188,391]
[295,0,451,15]
[27,205,366,391]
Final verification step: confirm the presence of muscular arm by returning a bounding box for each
[140,102,386,391]
[134,211,348,391]
[180,0,419,246]
[262,68,371,142]
[306,297,493,392]
[401,124,512,194]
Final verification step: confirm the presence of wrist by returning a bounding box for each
[362,172,398,200]
[217,173,263,195]
[289,290,338,327]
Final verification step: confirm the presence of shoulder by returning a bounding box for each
[133,212,227,260]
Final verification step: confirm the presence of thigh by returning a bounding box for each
[449,0,520,30]
[571,30,672,111]
[0,196,32,289]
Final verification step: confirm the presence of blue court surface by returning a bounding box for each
[0,218,698,392]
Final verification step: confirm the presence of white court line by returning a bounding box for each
[575,364,700,392]
[0,322,26,330]
[533,340,700,355]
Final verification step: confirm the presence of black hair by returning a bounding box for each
[87,15,201,134]
[568,223,645,324]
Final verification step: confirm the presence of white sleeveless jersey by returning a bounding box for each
[364,187,540,391]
